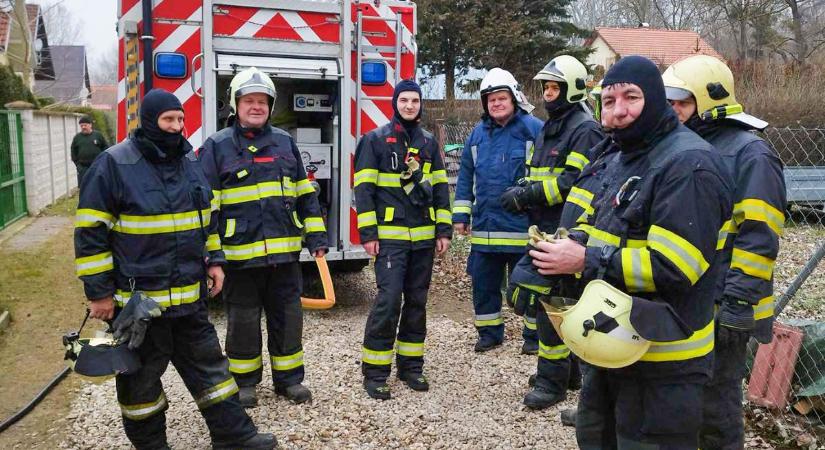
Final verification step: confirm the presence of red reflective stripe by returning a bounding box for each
[254,157,275,163]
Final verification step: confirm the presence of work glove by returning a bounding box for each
[400,157,431,207]
[505,283,539,317]
[112,291,165,350]
[716,297,755,349]
[499,180,544,213]
[400,157,423,184]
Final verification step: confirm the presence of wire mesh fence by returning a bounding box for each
[436,121,825,448]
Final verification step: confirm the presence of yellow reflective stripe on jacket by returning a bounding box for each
[206,233,221,251]
[220,182,288,205]
[538,341,570,360]
[222,236,303,261]
[357,211,378,228]
[475,312,503,327]
[731,248,775,281]
[430,169,448,185]
[647,225,709,285]
[639,320,714,362]
[565,152,589,171]
[621,247,655,292]
[112,209,212,235]
[585,228,646,249]
[195,377,239,409]
[228,356,263,374]
[543,178,563,205]
[75,208,116,228]
[377,172,402,187]
[528,166,565,182]
[76,251,114,276]
[354,169,378,187]
[362,346,393,365]
[295,179,315,196]
[436,209,452,225]
[567,187,595,215]
[303,217,326,233]
[733,198,784,236]
[271,350,304,371]
[523,315,537,330]
[754,295,775,321]
[470,231,528,247]
[717,220,733,250]
[453,199,472,215]
[377,225,435,242]
[113,282,201,308]
[120,392,167,421]
[211,190,221,211]
[396,340,425,357]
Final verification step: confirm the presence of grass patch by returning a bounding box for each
[41,193,78,217]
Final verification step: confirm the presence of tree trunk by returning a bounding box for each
[788,0,808,63]
[445,60,456,101]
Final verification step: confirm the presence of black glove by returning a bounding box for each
[506,283,539,317]
[112,291,164,350]
[716,298,755,348]
[499,181,544,213]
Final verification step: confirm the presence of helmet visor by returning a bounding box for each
[236,84,276,100]
[665,86,693,101]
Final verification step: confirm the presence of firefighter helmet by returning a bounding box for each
[590,80,603,122]
[64,334,141,383]
[228,67,277,117]
[480,68,534,114]
[541,279,651,369]
[662,55,768,130]
[534,55,588,103]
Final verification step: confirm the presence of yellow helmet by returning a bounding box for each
[228,67,277,117]
[662,55,767,129]
[534,55,588,103]
[541,279,650,369]
[589,80,603,122]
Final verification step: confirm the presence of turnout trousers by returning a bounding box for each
[534,302,573,395]
[223,263,305,389]
[115,302,256,449]
[576,366,704,450]
[362,245,435,381]
[468,251,535,344]
[699,338,749,450]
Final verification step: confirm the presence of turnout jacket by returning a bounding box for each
[199,124,328,269]
[453,109,543,252]
[354,119,452,248]
[573,121,733,379]
[527,106,604,232]
[74,130,222,318]
[697,122,786,343]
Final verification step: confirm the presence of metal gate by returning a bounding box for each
[0,110,27,229]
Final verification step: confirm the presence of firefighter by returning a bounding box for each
[199,67,329,408]
[663,55,787,450]
[354,79,452,400]
[500,55,604,409]
[74,88,275,449]
[529,55,733,449]
[453,68,543,352]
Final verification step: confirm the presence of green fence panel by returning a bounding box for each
[0,110,27,229]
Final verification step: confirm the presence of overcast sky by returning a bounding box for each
[32,0,117,64]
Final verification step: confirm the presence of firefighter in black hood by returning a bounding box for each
[74,88,276,449]
[355,79,452,400]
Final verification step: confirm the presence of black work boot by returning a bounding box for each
[398,372,429,391]
[274,383,312,404]
[212,432,278,449]
[474,337,502,353]
[560,407,577,427]
[364,379,391,400]
[521,341,539,355]
[523,387,565,410]
[528,374,536,388]
[238,386,258,408]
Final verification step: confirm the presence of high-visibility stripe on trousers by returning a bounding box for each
[468,251,523,343]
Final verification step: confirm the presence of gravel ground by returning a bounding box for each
[59,271,579,450]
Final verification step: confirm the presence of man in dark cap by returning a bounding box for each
[528,56,732,449]
[71,115,109,187]
[74,88,276,449]
[354,79,452,400]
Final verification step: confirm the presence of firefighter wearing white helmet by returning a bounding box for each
[501,55,605,410]
[664,55,787,450]
[200,67,329,408]
[453,67,542,353]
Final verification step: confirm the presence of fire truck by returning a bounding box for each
[116,0,418,301]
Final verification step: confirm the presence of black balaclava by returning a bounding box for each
[543,82,575,120]
[392,79,423,134]
[602,55,678,152]
[139,89,185,156]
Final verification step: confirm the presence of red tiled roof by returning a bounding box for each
[0,12,10,51]
[587,27,724,67]
[26,4,39,39]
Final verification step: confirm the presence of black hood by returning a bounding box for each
[139,89,186,155]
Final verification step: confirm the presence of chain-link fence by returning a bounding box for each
[437,121,825,448]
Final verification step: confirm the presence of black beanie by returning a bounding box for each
[79,116,92,125]
[140,89,184,153]
[602,55,677,150]
[392,79,423,126]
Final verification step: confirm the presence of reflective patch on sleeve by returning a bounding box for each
[733,198,784,236]
[621,247,655,293]
[647,225,709,284]
[731,248,775,281]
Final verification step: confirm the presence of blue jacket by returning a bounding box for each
[452,109,543,253]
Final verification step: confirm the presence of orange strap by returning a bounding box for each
[300,256,336,310]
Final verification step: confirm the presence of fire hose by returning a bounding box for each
[300,256,337,310]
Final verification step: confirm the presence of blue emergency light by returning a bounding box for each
[362,61,387,85]
[154,53,187,79]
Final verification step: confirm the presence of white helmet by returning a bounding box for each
[534,55,589,103]
[480,68,534,114]
[228,67,277,117]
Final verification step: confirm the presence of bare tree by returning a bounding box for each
[90,44,117,85]
[39,2,82,45]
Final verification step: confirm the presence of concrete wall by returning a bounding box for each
[586,36,618,72]
[18,109,80,215]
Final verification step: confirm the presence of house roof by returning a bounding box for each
[0,12,10,52]
[35,45,91,105]
[586,27,724,67]
[91,84,117,110]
